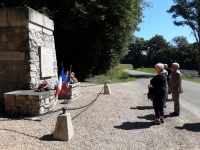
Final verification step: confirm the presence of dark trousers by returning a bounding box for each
[153,101,164,118]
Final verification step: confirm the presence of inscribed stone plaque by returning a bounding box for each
[40,47,54,77]
[0,51,25,60]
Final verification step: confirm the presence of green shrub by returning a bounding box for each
[119,72,129,79]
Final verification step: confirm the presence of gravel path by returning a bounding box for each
[0,77,200,150]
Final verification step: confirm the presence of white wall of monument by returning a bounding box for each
[0,7,58,105]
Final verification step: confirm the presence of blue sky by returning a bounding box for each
[134,0,196,44]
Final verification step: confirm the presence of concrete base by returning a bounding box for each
[53,113,74,141]
[4,90,57,116]
[58,82,81,100]
[104,84,111,94]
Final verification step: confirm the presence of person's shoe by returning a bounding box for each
[152,120,160,125]
[160,118,164,123]
[170,112,179,116]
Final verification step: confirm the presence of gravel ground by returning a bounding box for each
[0,79,200,150]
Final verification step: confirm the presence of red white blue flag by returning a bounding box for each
[55,66,67,97]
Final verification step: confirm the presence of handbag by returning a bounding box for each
[147,88,158,101]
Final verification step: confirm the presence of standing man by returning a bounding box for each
[164,64,172,94]
[169,63,183,116]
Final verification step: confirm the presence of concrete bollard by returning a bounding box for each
[53,111,74,141]
[104,83,111,95]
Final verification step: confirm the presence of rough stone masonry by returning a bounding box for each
[0,7,58,106]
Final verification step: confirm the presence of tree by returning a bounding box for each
[171,36,189,67]
[1,0,145,80]
[144,35,169,67]
[183,42,199,69]
[167,0,200,75]
[127,37,146,68]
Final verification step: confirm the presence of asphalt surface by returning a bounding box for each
[124,69,200,118]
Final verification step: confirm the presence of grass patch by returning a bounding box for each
[84,64,136,84]
[135,68,156,74]
[182,77,200,83]
[116,64,133,70]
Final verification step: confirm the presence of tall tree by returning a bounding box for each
[171,36,189,67]
[144,35,168,67]
[1,0,145,80]
[167,0,200,75]
[127,37,146,68]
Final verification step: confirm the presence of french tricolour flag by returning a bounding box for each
[55,66,67,97]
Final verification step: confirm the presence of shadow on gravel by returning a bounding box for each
[175,123,200,132]
[130,106,153,110]
[132,74,155,79]
[0,114,25,121]
[137,114,155,121]
[137,114,178,121]
[114,121,152,130]
[39,134,54,141]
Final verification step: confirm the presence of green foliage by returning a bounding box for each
[84,65,136,84]
[116,64,133,70]
[1,0,145,80]
[125,34,199,70]
[119,71,130,79]
[107,68,128,79]
[145,35,169,67]
[182,76,200,84]
[106,68,135,81]
[127,37,146,68]
[167,0,200,74]
[136,68,200,84]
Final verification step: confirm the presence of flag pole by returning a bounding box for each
[63,65,72,104]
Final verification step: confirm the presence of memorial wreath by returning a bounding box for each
[37,81,51,92]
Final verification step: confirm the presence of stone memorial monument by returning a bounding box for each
[0,7,58,115]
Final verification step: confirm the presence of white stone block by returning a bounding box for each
[53,113,74,141]
[29,22,43,32]
[42,27,53,35]
[45,97,49,104]
[104,84,111,94]
[43,15,54,30]
[28,8,43,27]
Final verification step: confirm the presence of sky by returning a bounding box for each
[134,0,196,44]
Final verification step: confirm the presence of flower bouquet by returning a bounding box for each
[71,72,78,83]
[65,71,78,83]
[37,81,51,92]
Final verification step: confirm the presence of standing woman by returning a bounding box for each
[148,63,167,125]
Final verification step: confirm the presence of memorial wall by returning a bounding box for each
[0,7,58,105]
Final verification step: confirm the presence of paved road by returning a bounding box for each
[124,69,200,118]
